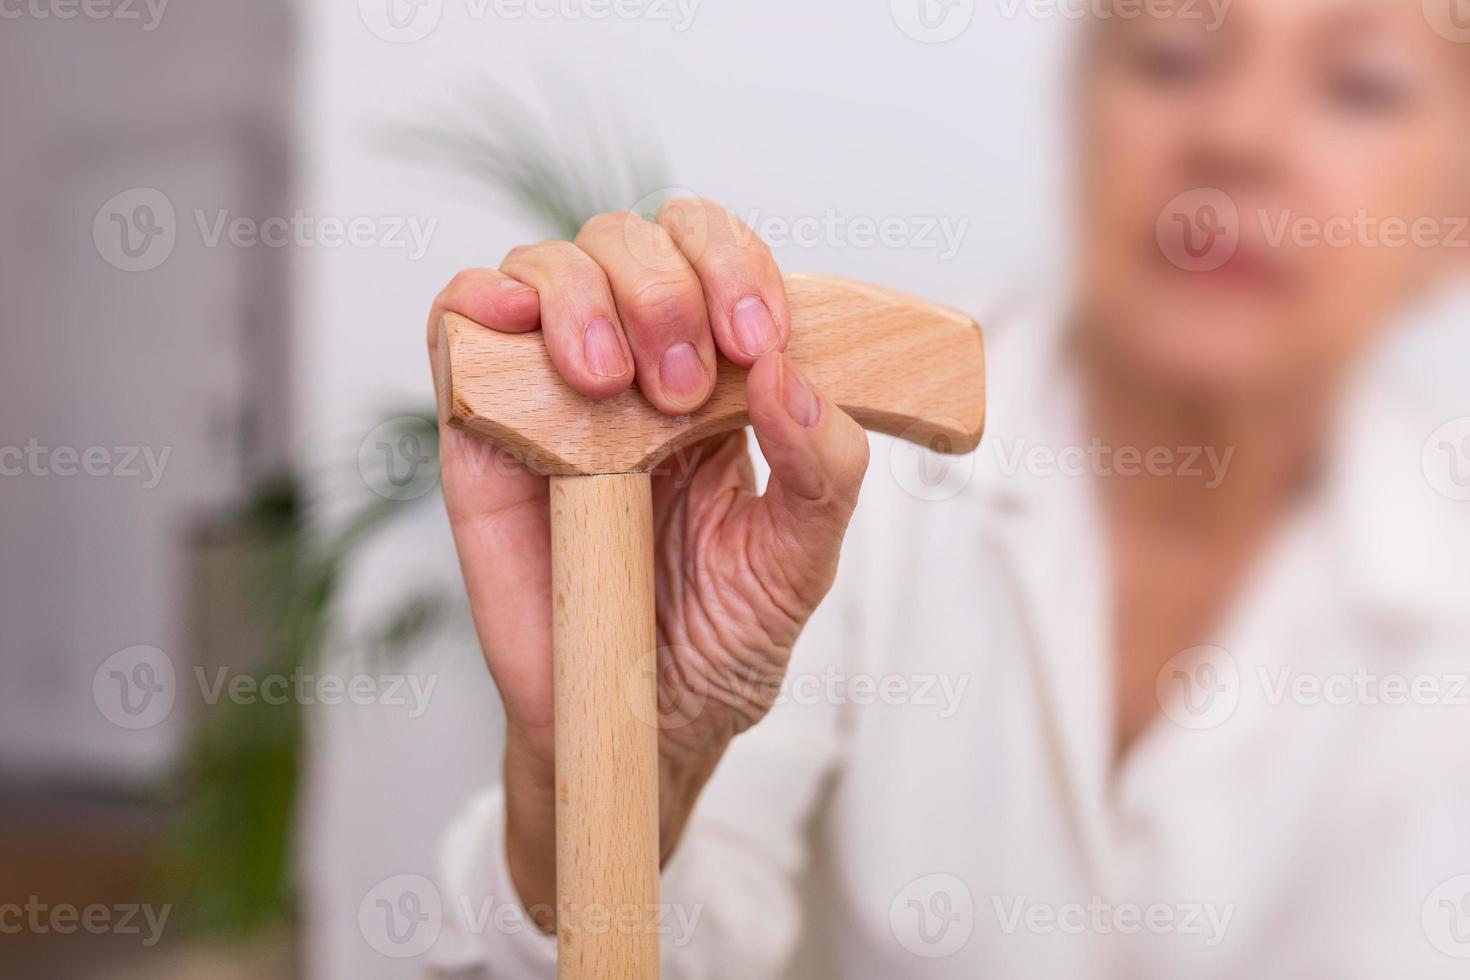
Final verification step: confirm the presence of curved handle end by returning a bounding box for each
[438,274,986,476]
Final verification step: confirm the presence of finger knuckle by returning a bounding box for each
[504,239,578,268]
[635,221,688,267]
[623,275,705,330]
[661,199,764,256]
[575,211,637,245]
[656,196,711,222]
[655,197,713,236]
[701,243,767,287]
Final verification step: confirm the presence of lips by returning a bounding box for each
[1199,242,1290,292]
[1151,230,1292,295]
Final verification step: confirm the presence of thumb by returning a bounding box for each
[746,354,870,598]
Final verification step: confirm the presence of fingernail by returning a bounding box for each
[499,277,535,293]
[731,295,778,356]
[659,342,707,404]
[781,357,821,428]
[583,319,628,378]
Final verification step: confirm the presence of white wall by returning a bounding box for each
[0,0,295,786]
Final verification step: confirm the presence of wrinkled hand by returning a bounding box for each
[426,199,869,919]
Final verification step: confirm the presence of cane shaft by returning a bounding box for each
[551,473,660,980]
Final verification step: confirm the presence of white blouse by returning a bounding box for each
[426,303,1470,979]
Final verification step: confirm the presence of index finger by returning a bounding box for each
[425,267,541,360]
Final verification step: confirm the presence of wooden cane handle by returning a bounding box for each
[435,273,986,476]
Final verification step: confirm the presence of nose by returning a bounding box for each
[1183,53,1291,192]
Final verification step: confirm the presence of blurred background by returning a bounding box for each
[0,2,1068,977]
[2,2,1468,978]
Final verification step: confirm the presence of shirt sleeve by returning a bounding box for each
[428,784,558,976]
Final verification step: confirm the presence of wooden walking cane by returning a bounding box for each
[434,273,985,979]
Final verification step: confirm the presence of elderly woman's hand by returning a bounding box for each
[426,199,869,927]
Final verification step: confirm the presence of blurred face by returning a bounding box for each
[1076,0,1470,401]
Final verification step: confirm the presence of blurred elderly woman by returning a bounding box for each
[424,1,1470,976]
